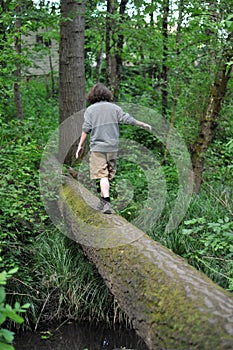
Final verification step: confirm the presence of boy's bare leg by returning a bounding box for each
[100,177,110,198]
[99,177,112,213]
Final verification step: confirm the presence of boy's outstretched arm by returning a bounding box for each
[76,132,88,159]
[135,120,152,131]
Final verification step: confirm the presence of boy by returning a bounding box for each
[76,83,151,214]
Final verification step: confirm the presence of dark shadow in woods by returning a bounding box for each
[14,322,149,350]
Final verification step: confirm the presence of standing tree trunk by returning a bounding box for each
[114,0,128,100]
[170,0,183,125]
[59,0,86,164]
[96,47,103,82]
[191,32,233,193]
[49,51,55,97]
[106,0,128,100]
[163,0,184,163]
[106,0,117,92]
[161,0,169,117]
[149,0,155,24]
[14,2,24,120]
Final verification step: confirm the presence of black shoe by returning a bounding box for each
[102,202,112,214]
[97,198,105,210]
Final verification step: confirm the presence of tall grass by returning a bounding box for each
[7,228,127,330]
[145,183,233,291]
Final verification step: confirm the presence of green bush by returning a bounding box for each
[150,190,233,291]
[0,267,29,350]
[6,230,126,328]
[180,216,233,290]
[0,78,58,271]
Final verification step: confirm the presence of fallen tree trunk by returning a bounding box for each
[58,177,233,350]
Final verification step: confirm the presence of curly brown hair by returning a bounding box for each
[86,83,113,104]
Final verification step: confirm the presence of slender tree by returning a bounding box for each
[163,0,184,163]
[170,0,184,125]
[106,0,117,93]
[191,32,233,193]
[59,0,86,164]
[14,1,24,120]
[161,0,169,117]
[115,0,128,100]
[106,0,128,100]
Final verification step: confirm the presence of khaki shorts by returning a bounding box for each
[90,151,117,180]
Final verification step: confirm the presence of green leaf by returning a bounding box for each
[0,313,7,325]
[13,302,30,313]
[0,328,14,342]
[0,287,6,304]
[7,268,18,276]
[0,341,14,350]
[13,303,20,310]
[3,306,24,324]
[0,272,8,286]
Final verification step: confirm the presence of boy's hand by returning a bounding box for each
[135,120,152,131]
[142,122,152,131]
[76,146,83,159]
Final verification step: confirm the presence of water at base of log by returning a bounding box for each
[14,322,148,350]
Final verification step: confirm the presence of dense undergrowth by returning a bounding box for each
[0,78,232,335]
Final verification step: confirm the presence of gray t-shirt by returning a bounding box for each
[82,101,137,152]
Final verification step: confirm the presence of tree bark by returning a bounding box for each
[106,0,128,100]
[191,32,233,193]
[14,2,24,120]
[161,0,169,117]
[114,0,128,100]
[163,0,184,163]
[49,52,55,97]
[59,0,86,164]
[106,0,117,90]
[58,177,233,350]
[96,47,103,82]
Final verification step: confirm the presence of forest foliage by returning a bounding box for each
[0,0,233,343]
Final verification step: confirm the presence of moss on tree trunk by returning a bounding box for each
[59,178,233,350]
